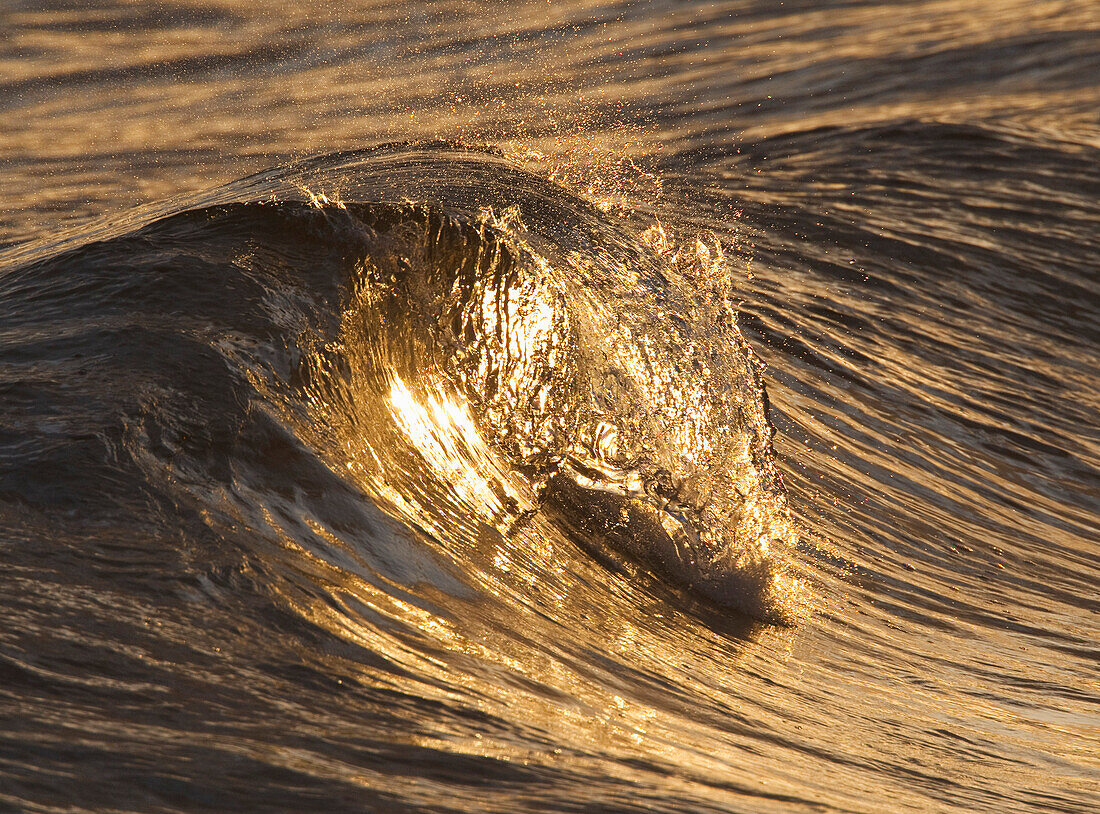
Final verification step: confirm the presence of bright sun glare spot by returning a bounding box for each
[387,374,527,518]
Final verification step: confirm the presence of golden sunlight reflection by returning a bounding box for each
[3,0,1098,810]
[386,373,532,521]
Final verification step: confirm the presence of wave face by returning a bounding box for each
[0,145,809,805]
[3,146,799,618]
[3,3,1099,813]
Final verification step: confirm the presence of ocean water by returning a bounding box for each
[1,2,1097,812]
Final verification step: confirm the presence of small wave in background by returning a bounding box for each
[1,2,1097,812]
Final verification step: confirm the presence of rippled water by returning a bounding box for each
[2,2,1097,812]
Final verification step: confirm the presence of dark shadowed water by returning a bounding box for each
[1,2,1097,812]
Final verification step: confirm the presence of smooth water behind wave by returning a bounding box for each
[2,2,1098,813]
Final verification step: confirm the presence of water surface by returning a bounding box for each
[1,2,1097,812]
